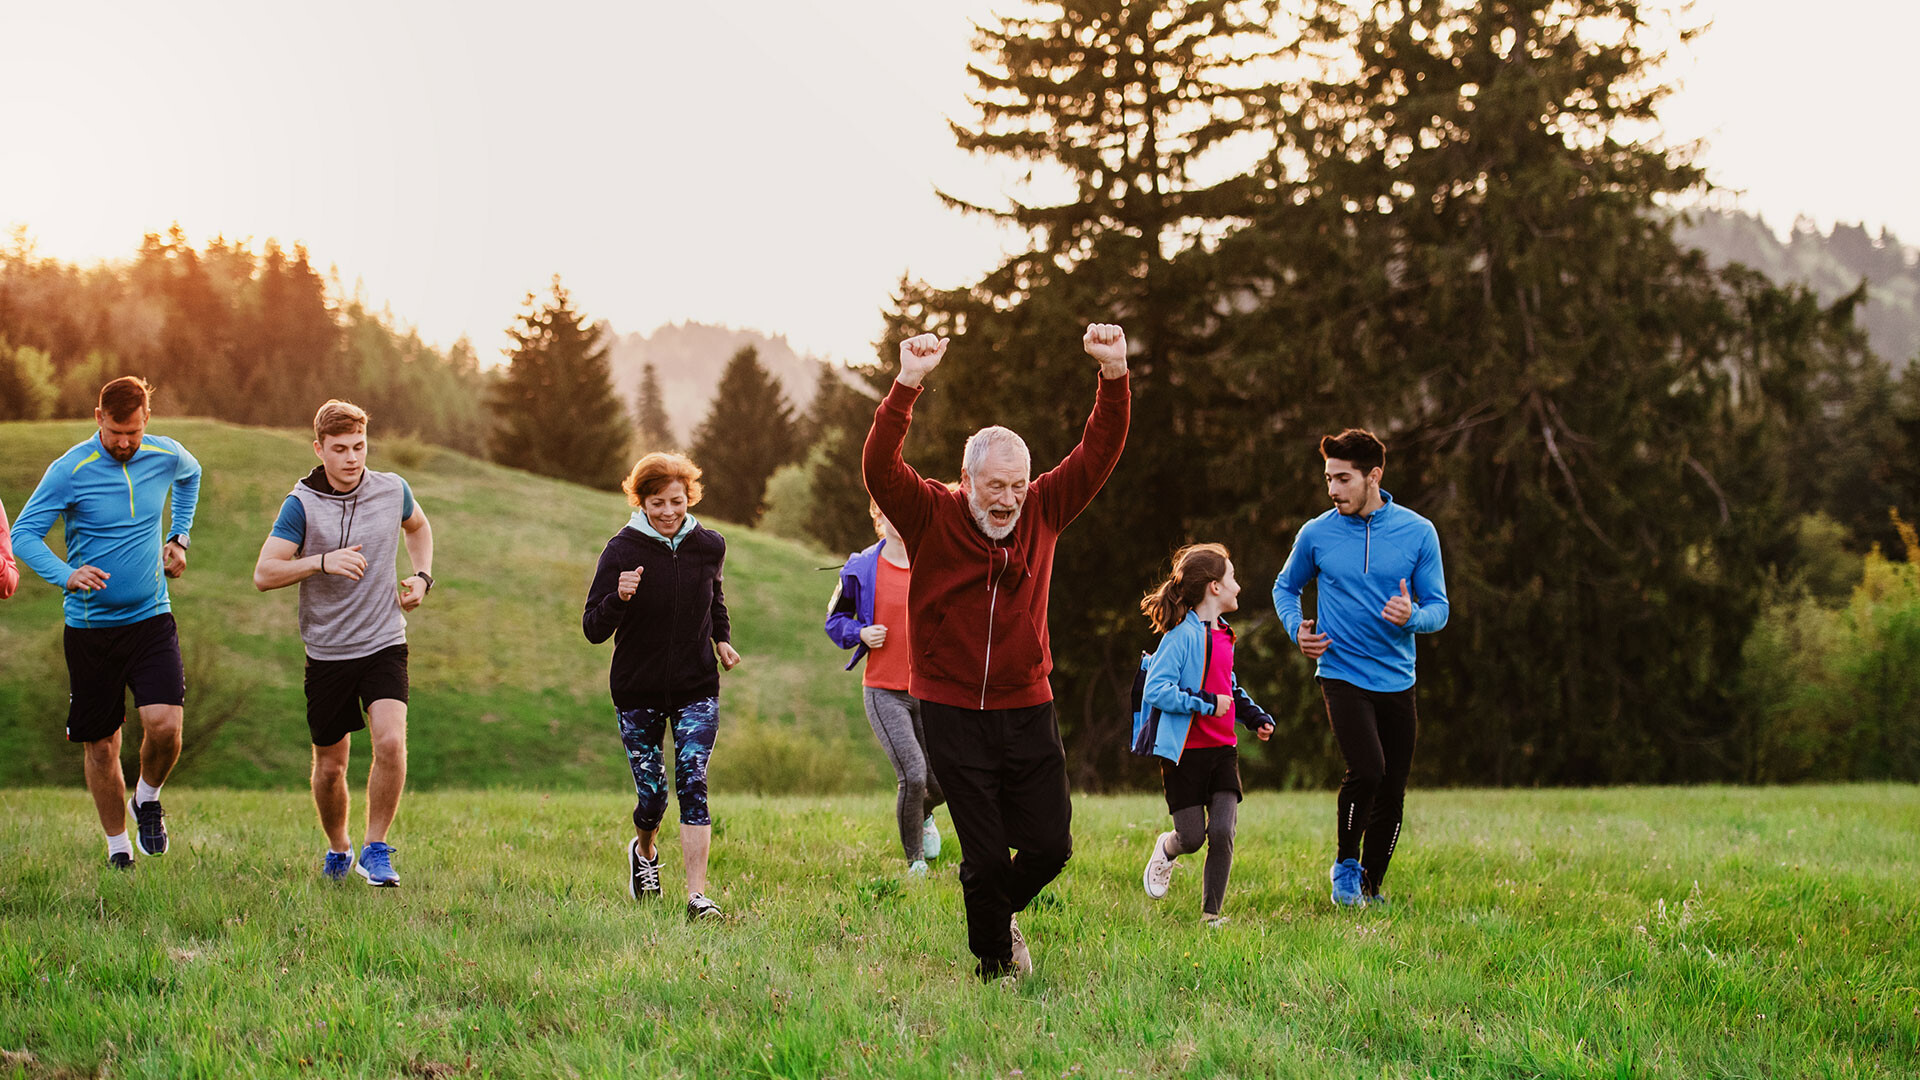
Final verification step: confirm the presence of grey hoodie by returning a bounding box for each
[289,467,410,660]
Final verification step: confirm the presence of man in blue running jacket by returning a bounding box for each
[13,377,202,871]
[1272,429,1448,907]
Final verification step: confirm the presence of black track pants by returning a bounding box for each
[1320,677,1417,895]
[921,699,1073,975]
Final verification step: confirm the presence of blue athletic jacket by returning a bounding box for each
[13,432,202,628]
[1132,612,1274,763]
[1271,491,1448,693]
[825,539,888,671]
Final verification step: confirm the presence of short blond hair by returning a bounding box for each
[623,452,704,508]
[313,399,369,441]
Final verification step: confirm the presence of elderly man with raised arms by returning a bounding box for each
[862,323,1130,980]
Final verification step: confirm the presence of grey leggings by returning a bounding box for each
[1167,791,1239,916]
[863,687,946,861]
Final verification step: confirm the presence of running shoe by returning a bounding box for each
[1329,858,1364,906]
[128,797,168,856]
[322,848,355,882]
[1008,915,1033,977]
[1363,892,1390,910]
[108,852,134,871]
[1203,913,1231,929]
[907,859,929,878]
[686,892,723,921]
[1142,831,1177,899]
[628,839,661,900]
[356,841,400,887]
[921,815,942,860]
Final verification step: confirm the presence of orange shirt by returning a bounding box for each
[863,556,913,691]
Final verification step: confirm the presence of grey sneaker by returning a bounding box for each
[1143,831,1177,899]
[687,892,722,921]
[1009,915,1033,977]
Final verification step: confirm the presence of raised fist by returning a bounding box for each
[896,333,950,388]
[1083,323,1128,377]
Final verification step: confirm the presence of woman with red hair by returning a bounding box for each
[583,452,742,921]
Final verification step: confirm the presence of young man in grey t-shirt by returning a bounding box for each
[253,400,434,886]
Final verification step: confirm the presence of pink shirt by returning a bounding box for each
[0,497,18,600]
[1184,625,1237,748]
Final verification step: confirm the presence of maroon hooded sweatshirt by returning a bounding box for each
[862,374,1130,711]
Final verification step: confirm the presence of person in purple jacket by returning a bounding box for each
[583,452,741,921]
[826,501,946,876]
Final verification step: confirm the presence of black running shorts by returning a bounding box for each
[64,613,187,743]
[304,644,409,747]
[1160,744,1243,813]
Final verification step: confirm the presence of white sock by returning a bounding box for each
[106,832,133,858]
[134,779,162,806]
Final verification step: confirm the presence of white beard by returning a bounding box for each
[970,495,1019,540]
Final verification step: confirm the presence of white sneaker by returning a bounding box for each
[1142,831,1177,899]
[907,859,929,878]
[1203,913,1230,929]
[1008,915,1033,977]
[921,815,942,860]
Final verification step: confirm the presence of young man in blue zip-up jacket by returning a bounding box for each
[13,377,202,870]
[1272,429,1448,907]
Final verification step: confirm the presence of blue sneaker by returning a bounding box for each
[1329,858,1364,906]
[922,815,942,860]
[355,841,400,887]
[1362,892,1390,910]
[322,848,355,881]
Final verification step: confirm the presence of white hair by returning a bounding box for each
[962,426,1030,479]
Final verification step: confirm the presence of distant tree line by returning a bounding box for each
[0,225,490,453]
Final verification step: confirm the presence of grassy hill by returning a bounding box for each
[2,786,1914,1078]
[0,419,881,793]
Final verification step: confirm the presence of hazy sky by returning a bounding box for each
[4,1,1915,366]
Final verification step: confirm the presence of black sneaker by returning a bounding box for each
[108,852,135,871]
[129,798,168,856]
[628,839,661,900]
[686,892,722,921]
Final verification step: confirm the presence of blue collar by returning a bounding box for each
[1339,489,1397,524]
[630,511,698,550]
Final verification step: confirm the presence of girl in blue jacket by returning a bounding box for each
[1134,543,1273,926]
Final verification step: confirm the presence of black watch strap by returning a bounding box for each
[416,571,434,594]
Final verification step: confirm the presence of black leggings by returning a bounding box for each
[1320,677,1417,895]
[1167,791,1238,916]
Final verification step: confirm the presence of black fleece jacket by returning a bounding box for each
[582,524,732,710]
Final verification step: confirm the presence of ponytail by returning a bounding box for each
[1139,543,1230,634]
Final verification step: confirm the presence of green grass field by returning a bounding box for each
[3,786,1915,1079]
[0,419,881,794]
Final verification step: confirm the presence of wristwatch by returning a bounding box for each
[415,571,434,595]
[167,534,190,551]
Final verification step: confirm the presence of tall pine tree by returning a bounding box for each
[489,276,629,488]
[688,345,798,524]
[1213,0,1845,783]
[634,361,674,452]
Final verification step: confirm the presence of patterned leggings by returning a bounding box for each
[617,696,719,831]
